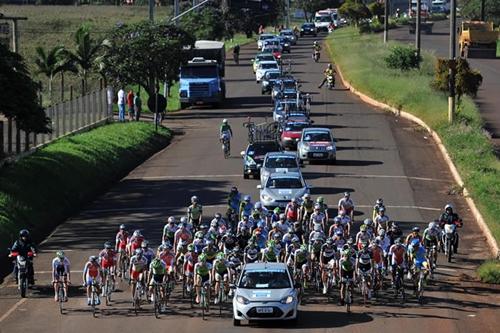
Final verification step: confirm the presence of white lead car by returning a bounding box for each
[232,262,299,326]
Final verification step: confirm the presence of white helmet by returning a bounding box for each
[429,221,437,229]
[191,195,198,203]
[167,216,175,224]
[254,202,262,209]
[222,119,228,124]
[180,216,188,224]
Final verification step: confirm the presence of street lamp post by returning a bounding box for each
[383,0,389,43]
[415,0,421,59]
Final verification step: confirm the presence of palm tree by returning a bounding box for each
[68,26,102,95]
[34,45,66,103]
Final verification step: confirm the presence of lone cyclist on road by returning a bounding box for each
[220,119,233,152]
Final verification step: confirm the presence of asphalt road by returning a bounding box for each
[0,34,498,333]
[389,20,500,151]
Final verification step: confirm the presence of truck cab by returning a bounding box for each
[179,40,226,108]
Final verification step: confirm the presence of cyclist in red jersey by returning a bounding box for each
[285,198,300,222]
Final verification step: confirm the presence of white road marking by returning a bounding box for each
[357,205,441,211]
[127,174,241,180]
[0,298,26,323]
[36,270,83,274]
[334,174,450,182]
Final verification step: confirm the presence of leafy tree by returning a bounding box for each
[339,0,372,26]
[67,26,102,94]
[181,6,229,40]
[101,21,195,98]
[230,0,283,35]
[0,43,51,134]
[384,45,421,70]
[459,0,500,25]
[368,1,385,22]
[296,0,342,22]
[34,45,76,103]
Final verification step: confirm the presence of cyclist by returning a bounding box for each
[369,238,384,287]
[355,225,371,250]
[162,217,177,246]
[372,198,385,220]
[309,225,325,267]
[220,231,238,255]
[338,192,355,222]
[356,242,374,299]
[286,236,301,265]
[158,244,175,281]
[237,215,252,234]
[309,203,327,234]
[212,252,230,304]
[174,220,192,253]
[300,193,314,225]
[83,256,101,306]
[268,222,283,242]
[148,256,166,303]
[374,207,391,233]
[183,244,198,293]
[141,241,155,284]
[293,221,306,245]
[376,229,391,272]
[388,222,403,245]
[239,195,253,221]
[293,244,309,284]
[336,210,352,237]
[338,249,355,306]
[237,225,252,249]
[188,196,203,229]
[423,221,440,264]
[227,187,241,227]
[129,248,148,303]
[277,214,291,234]
[202,239,218,265]
[270,207,281,223]
[262,240,279,263]
[127,230,144,257]
[253,202,269,222]
[194,254,212,304]
[219,119,233,152]
[244,238,260,264]
[329,217,344,238]
[388,238,407,285]
[52,250,70,302]
[408,240,430,281]
[405,226,422,246]
[364,218,376,239]
[316,196,329,221]
[99,241,117,293]
[320,238,336,294]
[285,198,300,223]
[115,224,129,276]
[233,44,240,64]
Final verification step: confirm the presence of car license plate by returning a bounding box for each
[256,307,273,314]
[313,153,324,157]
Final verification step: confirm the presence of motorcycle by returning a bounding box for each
[313,50,320,62]
[9,250,34,298]
[326,74,335,89]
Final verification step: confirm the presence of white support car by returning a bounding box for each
[297,127,336,164]
[257,34,277,50]
[255,61,280,83]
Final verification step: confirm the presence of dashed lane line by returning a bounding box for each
[0,298,26,323]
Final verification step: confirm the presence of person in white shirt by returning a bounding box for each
[117,88,126,121]
[338,192,355,222]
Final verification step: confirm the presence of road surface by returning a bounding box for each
[0,34,498,333]
[390,19,500,152]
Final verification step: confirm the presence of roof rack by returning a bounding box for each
[243,117,281,144]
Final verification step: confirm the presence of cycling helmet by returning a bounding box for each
[361,241,369,249]
[333,216,341,224]
[242,215,249,220]
[360,225,367,231]
[244,195,251,202]
[273,233,280,240]
[163,242,172,250]
[316,196,324,203]
[300,244,307,251]
[274,207,281,214]
[216,252,225,260]
[194,231,203,239]
[293,222,301,229]
[211,220,218,228]
[429,221,436,229]
[19,229,30,238]
[373,238,380,245]
[394,238,401,245]
[231,186,238,193]
[206,239,214,246]
[141,240,149,248]
[199,224,208,230]
[326,238,333,245]
[411,239,420,247]
[303,193,311,199]
[179,239,188,246]
[444,203,453,211]
[378,207,385,213]
[378,229,386,236]
[376,198,383,205]
[158,245,165,251]
[291,198,297,203]
[292,236,300,243]
[222,119,228,124]
[104,241,113,249]
[279,213,286,220]
[335,230,343,236]
[364,218,373,226]
[412,226,420,232]
[133,230,142,237]
[328,64,332,69]
[199,254,207,262]
[359,255,370,265]
[271,222,278,229]
[167,216,175,224]
[344,192,350,198]
[119,224,126,230]
[56,250,65,259]
[191,195,198,203]
[347,237,354,245]
[313,41,318,45]
[89,255,98,262]
[255,202,262,209]
[314,203,321,210]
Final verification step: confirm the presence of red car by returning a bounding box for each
[281,121,310,149]
[264,46,283,60]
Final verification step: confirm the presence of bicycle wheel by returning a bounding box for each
[218,286,223,317]
[345,287,351,313]
[134,285,141,316]
[92,291,97,318]
[201,289,206,320]
[154,286,161,319]
[58,284,65,315]
[105,277,112,306]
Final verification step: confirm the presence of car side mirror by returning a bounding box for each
[240,151,245,156]
[256,185,262,189]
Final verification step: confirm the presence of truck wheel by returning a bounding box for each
[243,173,249,179]
[233,318,241,326]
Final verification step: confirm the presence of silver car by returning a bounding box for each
[257,171,309,209]
[260,152,300,184]
[297,127,336,164]
[232,262,299,326]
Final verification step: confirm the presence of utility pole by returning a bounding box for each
[174,0,180,25]
[149,0,154,22]
[383,0,389,43]
[415,0,421,59]
[480,0,485,21]
[448,0,457,123]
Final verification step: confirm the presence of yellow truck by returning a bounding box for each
[459,21,499,58]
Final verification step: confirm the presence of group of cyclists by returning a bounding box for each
[9,186,463,310]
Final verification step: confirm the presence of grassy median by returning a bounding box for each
[326,28,500,246]
[0,122,171,253]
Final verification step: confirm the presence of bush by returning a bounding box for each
[0,122,171,253]
[384,45,421,70]
[477,260,500,284]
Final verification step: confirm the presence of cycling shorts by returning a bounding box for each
[101,259,115,269]
[295,261,307,271]
[358,263,372,273]
[152,274,164,284]
[86,276,101,286]
[131,270,143,281]
[198,274,210,284]
[341,270,354,279]
[215,270,228,281]
[424,238,438,248]
[321,254,335,265]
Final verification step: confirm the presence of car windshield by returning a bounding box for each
[260,35,274,41]
[181,65,218,79]
[280,31,293,36]
[258,55,275,62]
[276,102,298,112]
[303,24,314,28]
[248,143,279,156]
[303,132,331,142]
[315,16,331,23]
[266,177,303,189]
[238,269,291,289]
[266,72,281,80]
[285,122,308,131]
[265,157,297,169]
[261,63,278,70]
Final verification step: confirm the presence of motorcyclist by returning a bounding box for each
[10,229,37,285]
[318,64,336,89]
[312,41,321,60]
[439,204,462,253]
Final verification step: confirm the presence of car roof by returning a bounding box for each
[259,61,278,65]
[302,22,315,26]
[268,171,302,178]
[259,33,276,38]
[303,127,330,133]
[257,52,274,57]
[243,262,289,271]
[265,151,297,158]
[248,141,280,148]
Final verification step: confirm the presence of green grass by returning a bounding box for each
[497,40,500,58]
[477,260,500,283]
[327,28,500,245]
[0,122,171,252]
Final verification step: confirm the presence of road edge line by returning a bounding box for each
[326,42,499,259]
[0,298,26,323]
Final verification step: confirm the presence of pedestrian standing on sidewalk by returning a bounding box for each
[127,90,135,121]
[134,92,142,121]
[117,88,126,122]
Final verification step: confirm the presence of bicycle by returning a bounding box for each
[221,137,230,159]
[425,245,437,279]
[152,280,166,318]
[341,277,354,313]
[102,268,114,306]
[359,269,371,306]
[89,278,100,318]
[200,280,211,320]
[215,274,229,316]
[293,267,305,304]
[118,251,129,282]
[393,265,406,303]
[312,260,322,293]
[325,265,336,302]
[164,273,175,306]
[56,280,65,314]
[133,279,145,315]
[412,266,426,304]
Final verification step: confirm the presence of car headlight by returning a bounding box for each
[236,296,250,305]
[263,81,269,86]
[280,295,294,304]
[262,194,272,201]
[326,145,335,151]
[285,43,289,47]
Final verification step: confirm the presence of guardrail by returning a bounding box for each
[0,88,111,163]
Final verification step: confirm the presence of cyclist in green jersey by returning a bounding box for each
[262,240,279,263]
[339,249,355,306]
[188,196,203,228]
[194,254,211,304]
[212,253,230,304]
[316,196,329,221]
[293,245,309,281]
[300,193,314,224]
[148,257,166,302]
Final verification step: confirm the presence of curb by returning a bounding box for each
[328,43,499,259]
